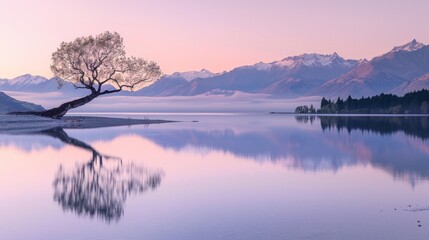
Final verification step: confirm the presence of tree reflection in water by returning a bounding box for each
[318,116,429,140]
[39,127,163,222]
[294,115,429,140]
[295,115,429,186]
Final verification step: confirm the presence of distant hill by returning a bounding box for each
[393,72,429,95]
[0,92,45,112]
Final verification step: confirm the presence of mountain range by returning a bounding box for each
[134,53,359,98]
[1,40,429,99]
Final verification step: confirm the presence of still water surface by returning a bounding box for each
[1,113,429,240]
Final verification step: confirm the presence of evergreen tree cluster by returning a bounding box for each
[295,104,316,114]
[319,89,429,114]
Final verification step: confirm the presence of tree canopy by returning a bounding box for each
[51,31,161,93]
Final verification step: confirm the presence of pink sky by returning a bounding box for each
[1,0,428,78]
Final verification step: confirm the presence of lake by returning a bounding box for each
[1,113,429,240]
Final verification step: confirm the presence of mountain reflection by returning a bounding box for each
[41,128,163,222]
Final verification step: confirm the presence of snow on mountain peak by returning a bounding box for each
[243,53,357,71]
[170,69,217,81]
[253,62,272,71]
[274,53,352,68]
[9,74,48,85]
[391,39,425,53]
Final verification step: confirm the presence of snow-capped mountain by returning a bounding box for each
[391,39,425,53]
[4,74,47,85]
[0,74,74,93]
[0,74,115,97]
[274,53,357,68]
[313,40,429,98]
[136,53,359,97]
[240,53,357,70]
[169,69,219,81]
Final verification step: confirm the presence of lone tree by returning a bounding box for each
[23,31,161,119]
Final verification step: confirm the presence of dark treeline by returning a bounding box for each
[319,89,429,114]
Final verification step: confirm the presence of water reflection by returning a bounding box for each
[318,116,429,140]
[133,116,429,185]
[35,128,163,222]
[294,115,429,185]
[295,115,316,124]
[2,116,429,239]
[2,115,429,189]
[53,161,162,222]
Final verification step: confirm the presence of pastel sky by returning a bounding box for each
[1,0,428,78]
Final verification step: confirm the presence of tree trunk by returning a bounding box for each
[12,93,98,119]
[38,127,105,166]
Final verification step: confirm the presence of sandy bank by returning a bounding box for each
[0,114,175,133]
